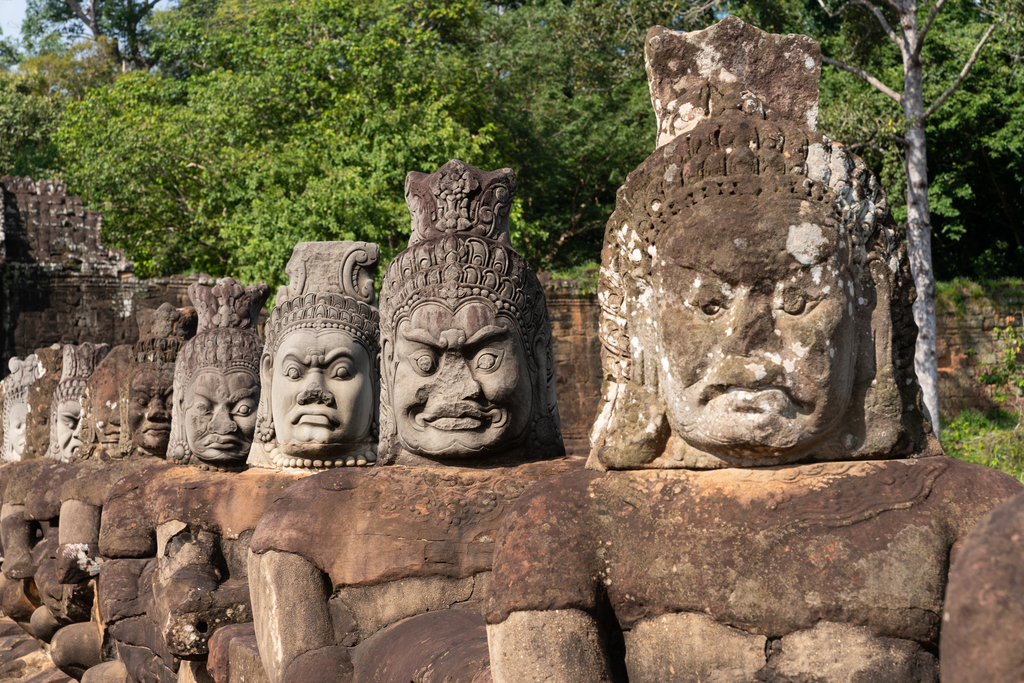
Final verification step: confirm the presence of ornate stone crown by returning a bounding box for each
[169,278,270,468]
[264,242,380,358]
[47,343,110,461]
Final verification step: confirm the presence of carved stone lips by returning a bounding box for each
[415,402,505,431]
[293,408,339,427]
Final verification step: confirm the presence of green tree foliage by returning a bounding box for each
[0,72,64,178]
[732,0,1024,281]
[20,0,163,68]
[477,0,714,268]
[57,0,497,285]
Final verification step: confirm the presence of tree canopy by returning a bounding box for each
[1,0,1021,292]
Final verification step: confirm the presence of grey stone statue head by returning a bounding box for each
[588,20,926,471]
[46,343,110,462]
[2,355,42,462]
[377,160,564,466]
[168,278,270,470]
[247,241,380,472]
[117,304,198,459]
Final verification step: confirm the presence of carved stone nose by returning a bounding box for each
[437,352,482,400]
[209,406,237,434]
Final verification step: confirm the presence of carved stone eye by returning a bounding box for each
[235,404,252,416]
[477,353,498,370]
[333,364,351,380]
[784,294,806,315]
[285,367,301,380]
[415,355,435,374]
[701,303,721,316]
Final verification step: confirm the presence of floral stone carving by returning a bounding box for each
[248,241,380,472]
[378,160,563,465]
[46,343,110,463]
[168,278,270,470]
[484,18,1023,683]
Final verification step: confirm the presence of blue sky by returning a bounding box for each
[1,0,27,38]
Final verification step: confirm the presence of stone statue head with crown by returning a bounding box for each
[168,277,270,470]
[247,241,380,472]
[46,343,110,462]
[589,17,928,472]
[2,355,42,462]
[117,303,198,459]
[378,160,563,466]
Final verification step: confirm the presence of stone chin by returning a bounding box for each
[277,439,372,460]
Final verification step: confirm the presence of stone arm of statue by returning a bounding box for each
[1,503,39,579]
[248,549,353,683]
[151,530,257,660]
[487,610,616,683]
[55,499,104,585]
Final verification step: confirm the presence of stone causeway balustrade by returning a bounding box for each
[0,16,1021,683]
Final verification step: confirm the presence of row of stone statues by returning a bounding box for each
[0,15,1019,683]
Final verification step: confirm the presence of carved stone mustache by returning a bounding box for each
[420,401,490,421]
[296,385,336,407]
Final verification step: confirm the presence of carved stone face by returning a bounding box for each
[269,328,374,456]
[55,399,84,460]
[9,403,27,458]
[184,369,259,464]
[393,300,532,458]
[94,393,121,446]
[128,365,174,457]
[656,193,856,460]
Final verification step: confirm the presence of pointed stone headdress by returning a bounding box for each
[47,343,110,461]
[168,278,270,468]
[377,159,563,464]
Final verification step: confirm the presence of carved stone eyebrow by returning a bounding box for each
[465,324,508,346]
[227,386,259,403]
[401,328,440,347]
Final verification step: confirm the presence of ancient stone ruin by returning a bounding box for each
[0,15,1019,683]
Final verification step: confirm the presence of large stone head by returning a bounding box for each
[378,160,563,466]
[117,304,198,459]
[248,242,380,472]
[46,343,110,462]
[168,278,270,470]
[589,18,926,471]
[77,345,132,460]
[2,356,42,462]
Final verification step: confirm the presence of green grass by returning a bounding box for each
[942,408,1024,482]
[547,261,600,295]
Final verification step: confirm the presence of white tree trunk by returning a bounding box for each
[900,6,942,437]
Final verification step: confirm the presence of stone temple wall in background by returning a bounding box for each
[0,176,200,365]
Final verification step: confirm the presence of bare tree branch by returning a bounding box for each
[63,0,98,36]
[817,0,903,49]
[822,55,903,103]
[923,21,1000,119]
[915,0,948,58]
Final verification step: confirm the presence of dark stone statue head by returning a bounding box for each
[117,304,198,459]
[46,343,110,462]
[77,345,132,460]
[2,355,41,462]
[168,278,270,470]
[248,241,380,472]
[378,160,563,466]
[589,20,926,470]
